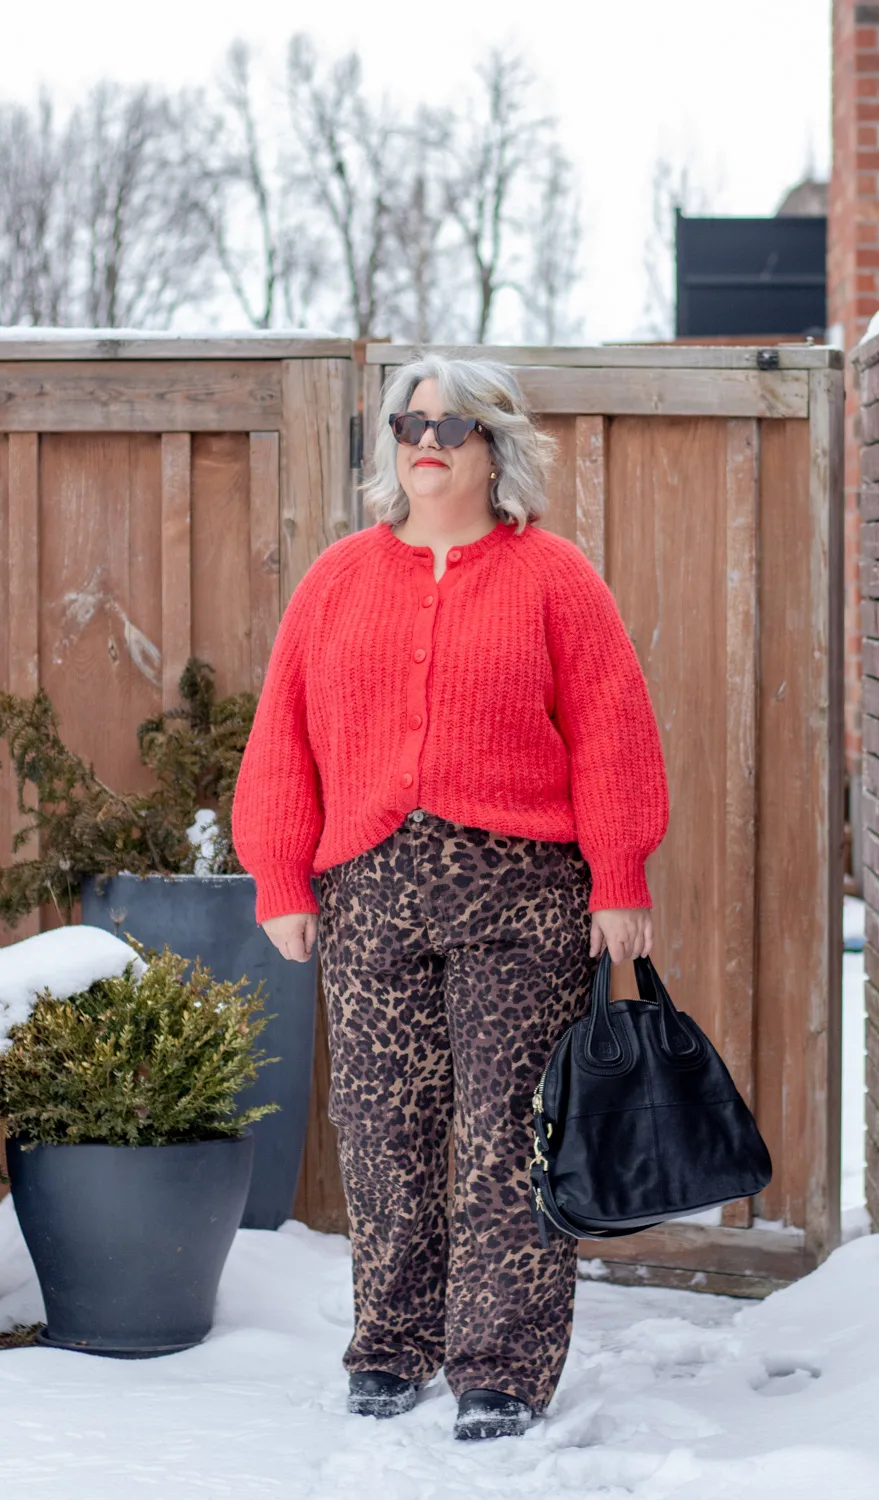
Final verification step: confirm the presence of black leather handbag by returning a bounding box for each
[529,948,772,1246]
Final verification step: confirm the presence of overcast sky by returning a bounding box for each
[2,0,832,342]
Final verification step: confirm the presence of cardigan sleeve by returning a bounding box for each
[543,545,669,913]
[231,571,323,922]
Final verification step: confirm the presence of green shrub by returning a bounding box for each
[0,657,257,930]
[0,936,279,1150]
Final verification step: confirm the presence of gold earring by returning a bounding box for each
[490,470,496,480]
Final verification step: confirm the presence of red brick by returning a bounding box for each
[857,76,879,96]
[858,103,879,122]
[857,248,879,268]
[856,27,879,48]
[858,172,879,195]
[859,125,879,146]
[858,150,879,169]
[857,51,879,71]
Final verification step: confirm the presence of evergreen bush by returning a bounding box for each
[0,657,257,930]
[0,936,279,1150]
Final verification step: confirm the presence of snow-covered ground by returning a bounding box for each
[0,902,874,1498]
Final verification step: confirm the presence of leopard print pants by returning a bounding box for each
[316,808,600,1413]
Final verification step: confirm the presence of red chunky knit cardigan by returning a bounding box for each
[231,517,669,923]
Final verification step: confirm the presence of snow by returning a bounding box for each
[0,900,874,1497]
[188,806,226,875]
[2,1206,879,1498]
[860,307,879,345]
[0,925,147,1052]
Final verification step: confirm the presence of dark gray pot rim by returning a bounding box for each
[9,1129,253,1155]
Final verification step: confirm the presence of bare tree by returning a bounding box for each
[517,143,584,345]
[639,153,718,339]
[0,91,79,325]
[68,80,213,328]
[285,33,407,338]
[383,105,473,343]
[180,42,327,330]
[440,49,556,343]
[0,81,215,330]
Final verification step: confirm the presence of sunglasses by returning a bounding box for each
[389,412,491,449]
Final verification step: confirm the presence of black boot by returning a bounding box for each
[453,1387,532,1440]
[347,1370,419,1418]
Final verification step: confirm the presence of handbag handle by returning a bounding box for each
[584,946,700,1066]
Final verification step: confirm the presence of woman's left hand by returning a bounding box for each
[589,908,654,963]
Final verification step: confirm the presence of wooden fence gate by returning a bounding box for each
[357,342,846,1297]
[1,336,844,1297]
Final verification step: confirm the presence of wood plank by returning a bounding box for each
[248,433,281,692]
[279,359,355,1229]
[0,362,282,432]
[5,434,40,941]
[804,367,845,1261]
[574,415,607,576]
[576,1260,794,1300]
[0,335,352,361]
[721,419,760,1230]
[36,436,162,810]
[754,415,827,1235]
[280,358,353,588]
[367,344,842,371]
[576,1219,814,1281]
[536,416,577,541]
[191,435,253,704]
[361,362,384,528]
[292,971,349,1233]
[365,357,808,419]
[516,367,808,419]
[606,417,726,1022]
[161,434,192,710]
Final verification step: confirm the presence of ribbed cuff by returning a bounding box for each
[250,863,320,924]
[585,850,653,914]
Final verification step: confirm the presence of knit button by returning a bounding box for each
[401,772,413,788]
[409,714,423,730]
[448,548,462,563]
[413,647,426,663]
[422,594,435,608]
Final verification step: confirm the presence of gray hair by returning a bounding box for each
[361,353,556,534]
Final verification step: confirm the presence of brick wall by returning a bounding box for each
[828,1,879,879]
[855,332,879,1225]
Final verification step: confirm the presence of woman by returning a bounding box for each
[231,354,669,1441]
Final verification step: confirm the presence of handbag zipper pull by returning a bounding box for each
[533,1187,551,1250]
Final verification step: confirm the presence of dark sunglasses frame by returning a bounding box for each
[388,412,491,449]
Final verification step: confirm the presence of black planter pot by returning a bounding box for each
[7,1131,253,1356]
[80,871,318,1230]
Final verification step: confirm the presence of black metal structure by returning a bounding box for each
[675,209,826,338]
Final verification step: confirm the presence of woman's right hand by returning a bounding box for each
[261,912,318,963]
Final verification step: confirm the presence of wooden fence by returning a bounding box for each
[853,329,879,1229]
[1,336,844,1296]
